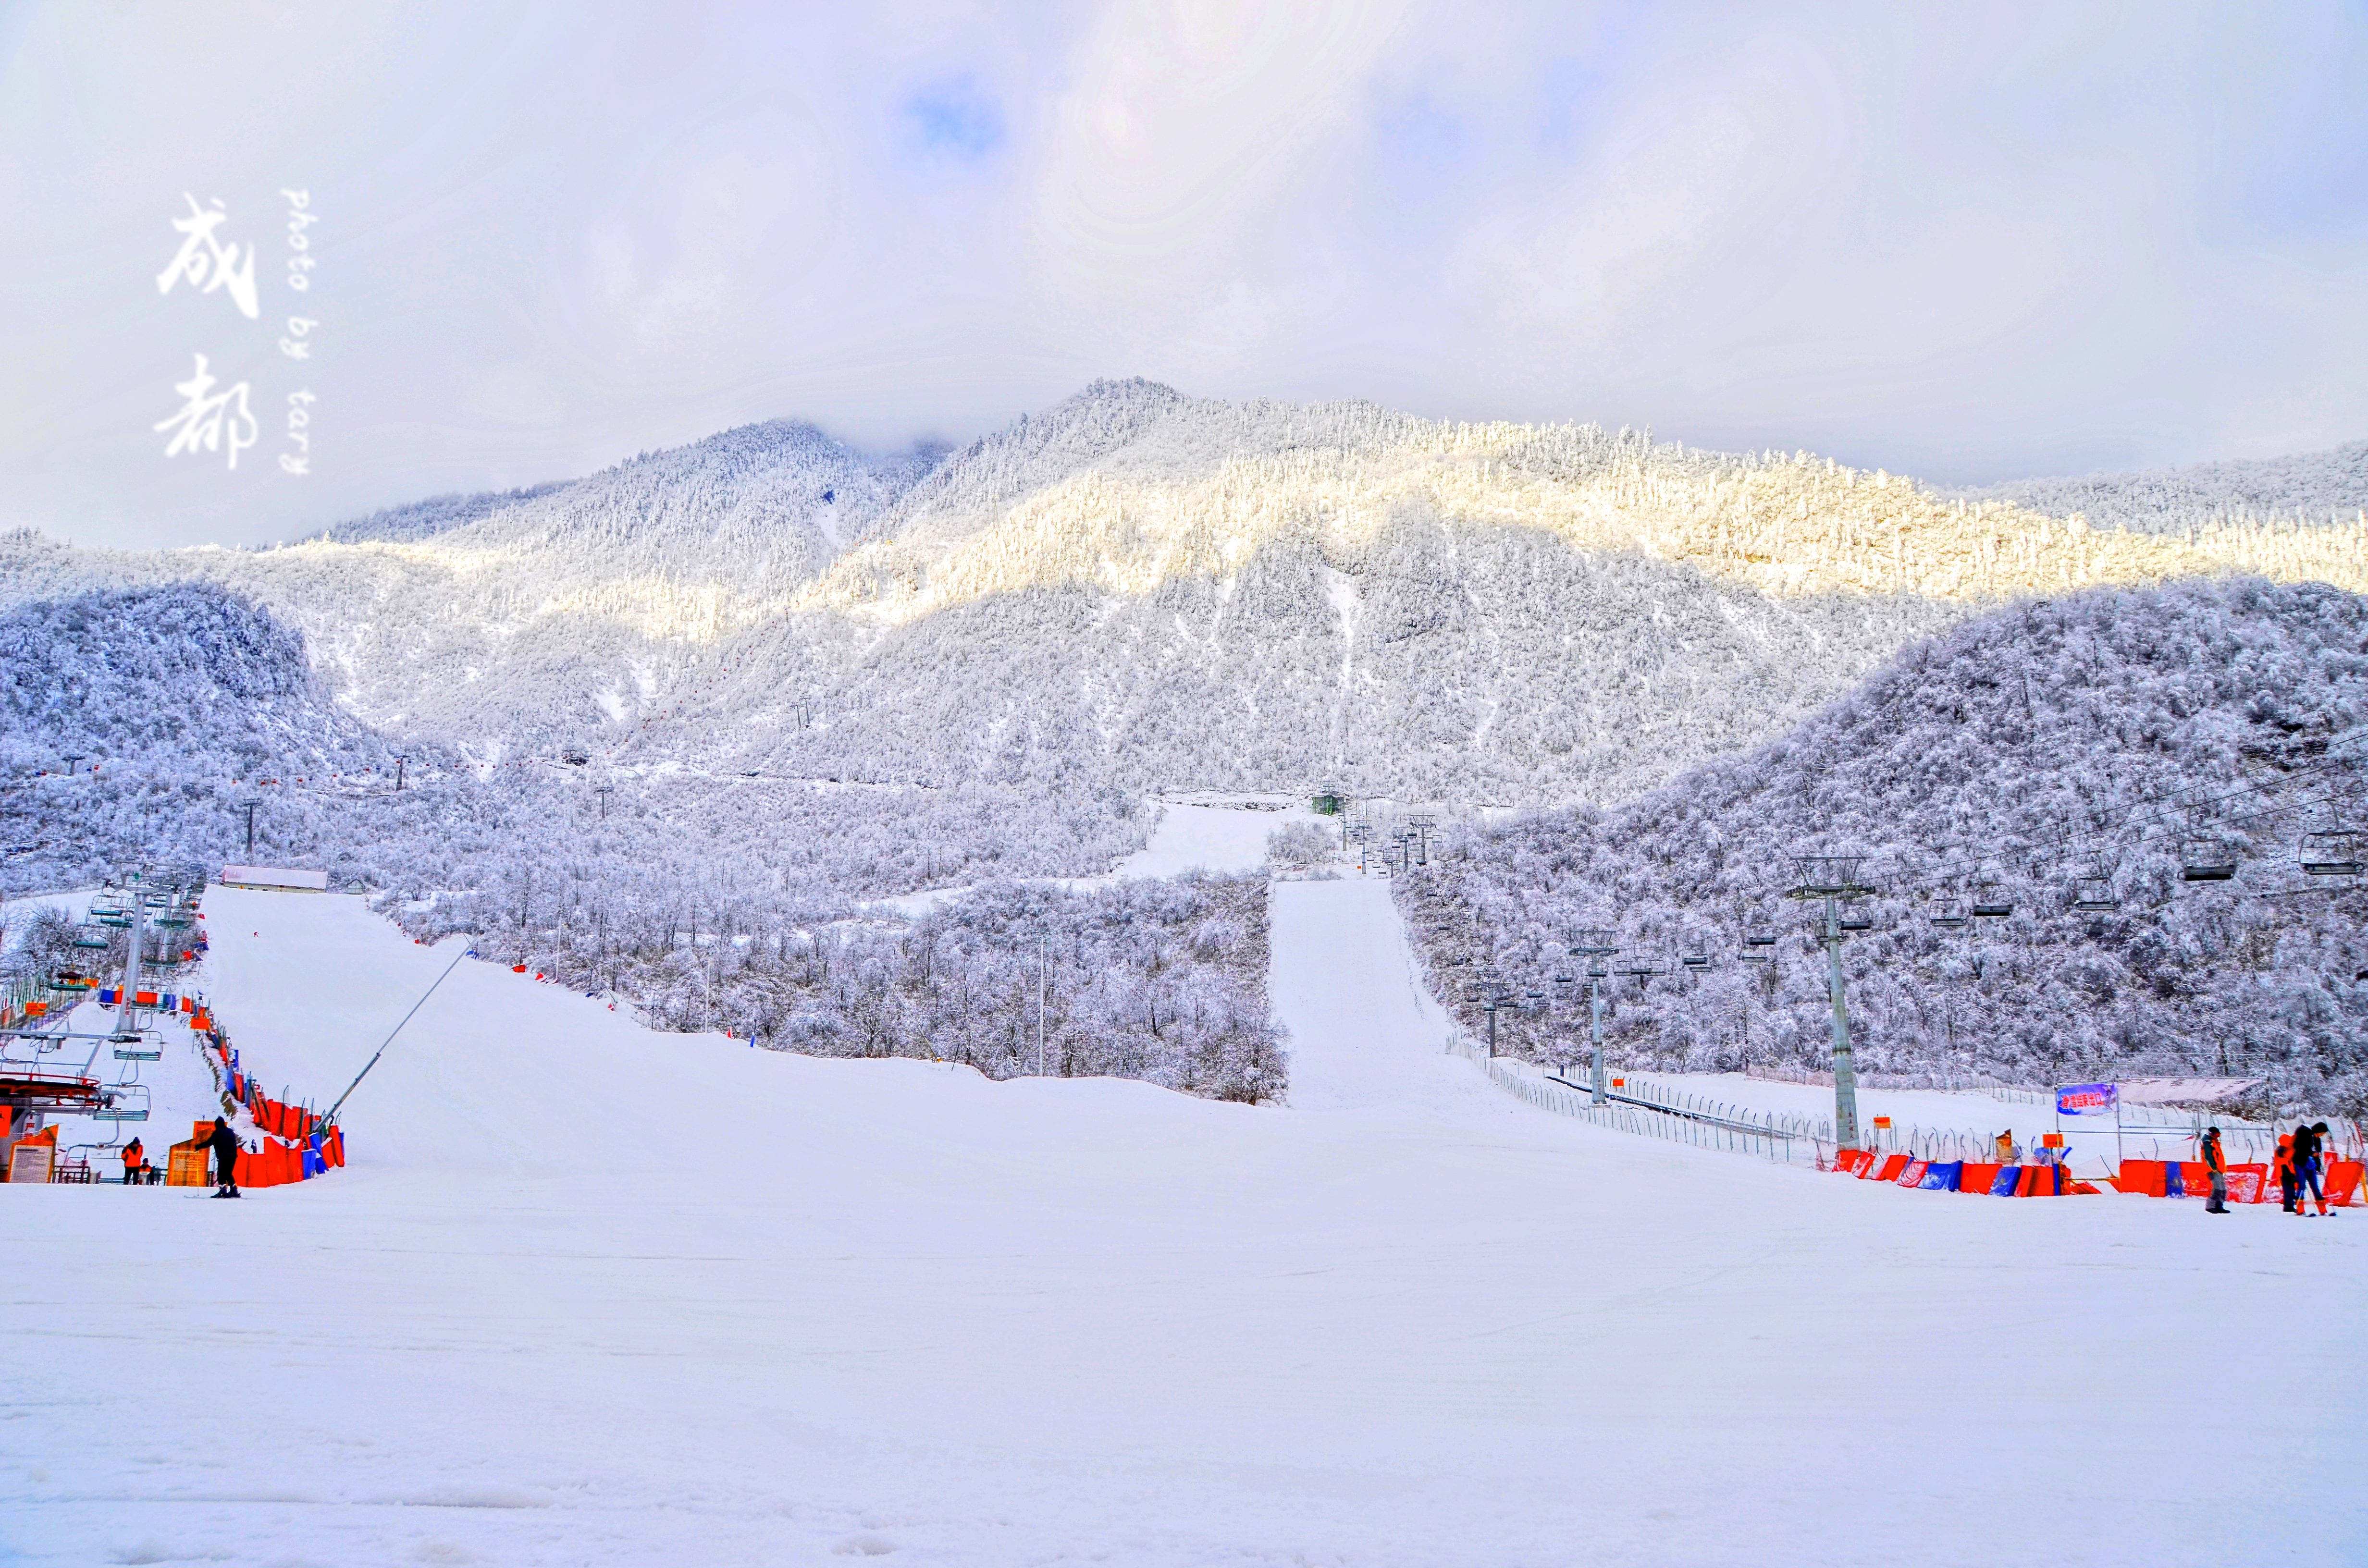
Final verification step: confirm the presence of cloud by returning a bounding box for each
[1,0,2364,547]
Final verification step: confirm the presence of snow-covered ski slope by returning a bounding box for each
[5,883,2364,1567]
[869,797,1325,914]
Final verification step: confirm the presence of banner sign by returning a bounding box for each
[2057,1082,2118,1116]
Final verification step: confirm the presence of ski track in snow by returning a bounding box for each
[868,799,1326,916]
[2,880,2364,1566]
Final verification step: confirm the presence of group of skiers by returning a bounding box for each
[2197,1122,2342,1215]
[113,1121,251,1196]
[2273,1122,2339,1216]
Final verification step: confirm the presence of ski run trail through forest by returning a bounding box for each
[5,811,2366,1568]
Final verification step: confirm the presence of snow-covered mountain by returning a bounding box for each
[0,584,424,888]
[9,382,2363,811]
[1955,439,2368,534]
[1401,577,2368,1114]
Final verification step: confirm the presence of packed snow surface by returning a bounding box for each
[868,797,1323,914]
[5,881,2363,1566]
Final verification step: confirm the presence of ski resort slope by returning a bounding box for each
[4,884,2364,1567]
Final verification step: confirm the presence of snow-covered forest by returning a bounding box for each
[8,386,2368,1113]
[1954,439,2368,535]
[6,383,2365,813]
[1398,579,2368,1116]
[411,873,1285,1103]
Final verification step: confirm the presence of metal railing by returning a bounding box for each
[1446,1033,1825,1167]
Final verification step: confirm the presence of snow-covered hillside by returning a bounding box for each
[1401,578,2368,1115]
[6,884,2359,1566]
[0,585,425,889]
[7,383,2364,806]
[1958,439,2368,534]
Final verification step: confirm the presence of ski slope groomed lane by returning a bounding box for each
[3,883,2363,1567]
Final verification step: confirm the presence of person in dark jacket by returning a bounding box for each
[2291,1122,2324,1217]
[208,1117,245,1198]
[2200,1127,2228,1213]
[2298,1122,2335,1217]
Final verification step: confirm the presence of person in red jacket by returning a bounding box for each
[2200,1127,2227,1214]
[120,1136,146,1186]
[2274,1134,2296,1213]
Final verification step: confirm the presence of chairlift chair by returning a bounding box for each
[1971,883,2013,919]
[112,1034,162,1062]
[2300,831,2364,879]
[70,923,111,949]
[1930,899,1969,929]
[2072,875,2121,911]
[91,1083,149,1123]
[2180,839,2237,882]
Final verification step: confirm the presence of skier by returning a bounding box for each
[208,1117,246,1199]
[2293,1122,2329,1217]
[2274,1134,2296,1212]
[120,1136,146,1186]
[2199,1127,2227,1214]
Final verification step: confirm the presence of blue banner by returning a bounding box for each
[2057,1082,2118,1116]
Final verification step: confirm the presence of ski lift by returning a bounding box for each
[91,1083,149,1123]
[70,923,111,949]
[112,1034,162,1062]
[1680,946,1711,972]
[1971,882,2013,919]
[1838,912,1874,931]
[2181,839,2237,882]
[1930,899,1969,930]
[2300,831,2364,879]
[2072,875,2121,911]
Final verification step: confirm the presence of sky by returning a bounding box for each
[3,0,2366,548]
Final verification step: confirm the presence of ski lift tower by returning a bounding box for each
[1466,972,1517,1057]
[110,873,148,1041]
[1787,852,1875,1150]
[1568,928,1618,1104]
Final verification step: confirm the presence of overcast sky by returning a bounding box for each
[4,0,2365,548]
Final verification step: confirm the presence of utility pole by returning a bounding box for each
[1570,929,1617,1103]
[1036,931,1048,1076]
[393,756,407,790]
[62,754,83,777]
[594,785,614,819]
[241,801,259,858]
[1788,853,1875,1149]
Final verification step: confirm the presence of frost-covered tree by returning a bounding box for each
[1400,580,2368,1117]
